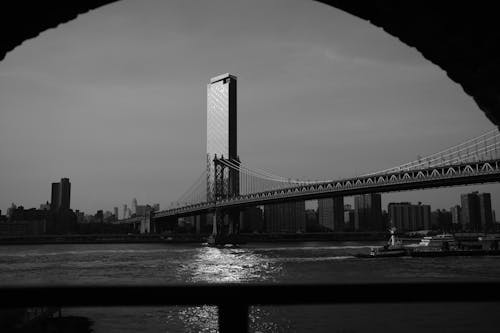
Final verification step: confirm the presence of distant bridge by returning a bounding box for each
[153,129,500,221]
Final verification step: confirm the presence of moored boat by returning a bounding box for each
[409,233,500,257]
[410,233,457,257]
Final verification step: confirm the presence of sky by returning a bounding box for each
[0,0,498,216]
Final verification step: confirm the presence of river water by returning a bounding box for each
[1,242,500,332]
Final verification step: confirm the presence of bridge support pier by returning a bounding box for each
[212,209,224,236]
[209,209,243,245]
[227,210,240,235]
[239,211,244,232]
[195,215,201,234]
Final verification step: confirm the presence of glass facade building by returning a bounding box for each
[206,73,239,200]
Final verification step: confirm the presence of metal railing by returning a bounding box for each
[1,283,500,332]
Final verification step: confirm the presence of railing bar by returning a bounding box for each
[219,303,248,333]
[2,283,500,308]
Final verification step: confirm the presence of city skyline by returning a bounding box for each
[0,0,498,214]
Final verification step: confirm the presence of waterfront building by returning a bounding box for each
[318,197,344,231]
[95,210,104,223]
[241,207,264,233]
[75,210,85,224]
[50,183,59,210]
[264,201,306,233]
[344,208,355,231]
[382,209,390,230]
[354,193,382,231]
[50,178,71,211]
[305,208,319,232]
[206,73,239,200]
[479,192,493,231]
[461,191,493,231]
[1,206,48,235]
[431,209,452,231]
[46,178,76,233]
[451,205,461,228]
[59,178,71,210]
[103,210,113,220]
[113,207,119,220]
[388,202,431,232]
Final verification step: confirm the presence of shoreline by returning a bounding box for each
[0,232,393,245]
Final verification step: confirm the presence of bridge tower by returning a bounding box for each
[206,74,240,242]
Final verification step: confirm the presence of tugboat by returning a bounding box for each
[356,228,408,258]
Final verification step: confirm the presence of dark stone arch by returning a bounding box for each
[1,1,499,125]
[319,1,500,127]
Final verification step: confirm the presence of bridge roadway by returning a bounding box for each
[153,158,500,220]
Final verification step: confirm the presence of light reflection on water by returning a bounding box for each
[187,246,282,283]
[3,242,500,332]
[176,246,286,332]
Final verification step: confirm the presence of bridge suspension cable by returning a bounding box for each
[222,128,500,192]
[170,128,500,206]
[174,170,207,207]
[362,128,500,176]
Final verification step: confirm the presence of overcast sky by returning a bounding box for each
[0,0,497,215]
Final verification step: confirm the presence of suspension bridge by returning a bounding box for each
[154,128,500,222]
[115,73,500,238]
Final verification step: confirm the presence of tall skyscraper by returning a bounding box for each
[478,193,493,231]
[354,193,382,231]
[123,204,128,219]
[241,207,264,233]
[59,178,71,210]
[318,197,344,231]
[50,183,60,210]
[50,178,71,211]
[113,207,119,219]
[206,73,238,200]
